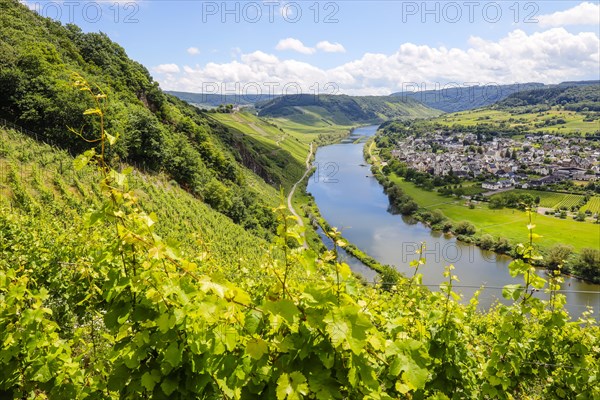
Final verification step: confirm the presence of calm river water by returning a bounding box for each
[307,125,600,318]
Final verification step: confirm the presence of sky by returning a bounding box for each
[23,1,600,95]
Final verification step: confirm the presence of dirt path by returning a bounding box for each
[287,143,313,249]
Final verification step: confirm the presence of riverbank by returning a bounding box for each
[302,193,404,285]
[365,138,600,284]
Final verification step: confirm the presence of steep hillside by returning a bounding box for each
[0,0,290,238]
[256,94,440,125]
[0,125,272,271]
[496,83,600,111]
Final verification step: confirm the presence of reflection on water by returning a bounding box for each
[308,125,600,318]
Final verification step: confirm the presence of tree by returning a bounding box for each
[546,244,573,271]
[571,248,600,283]
[454,221,476,236]
[479,234,495,250]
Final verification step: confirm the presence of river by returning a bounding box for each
[307,125,600,318]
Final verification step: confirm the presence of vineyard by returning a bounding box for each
[1,82,599,400]
[498,190,587,209]
[0,127,274,271]
[581,196,600,214]
[554,194,586,210]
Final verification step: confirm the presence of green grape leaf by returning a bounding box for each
[32,364,52,383]
[161,377,178,396]
[163,342,182,368]
[502,284,524,301]
[263,299,299,324]
[246,338,268,360]
[73,148,95,171]
[141,371,158,391]
[83,108,102,115]
[276,372,309,400]
[105,131,118,145]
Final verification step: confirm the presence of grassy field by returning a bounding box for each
[389,175,600,252]
[435,107,599,136]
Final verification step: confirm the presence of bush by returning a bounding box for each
[571,248,600,283]
[454,221,476,236]
[545,244,574,271]
[442,221,453,233]
[430,210,446,225]
[478,234,495,250]
[378,265,403,291]
[494,237,512,253]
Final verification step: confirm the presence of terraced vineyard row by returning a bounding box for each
[497,189,584,209]
[581,196,600,214]
[555,194,586,209]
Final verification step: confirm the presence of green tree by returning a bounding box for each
[545,244,573,271]
[571,248,600,283]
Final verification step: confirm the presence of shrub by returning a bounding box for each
[545,244,574,271]
[571,248,600,283]
[454,220,476,236]
[478,234,495,250]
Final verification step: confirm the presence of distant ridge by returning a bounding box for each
[166,91,277,108]
[254,94,441,125]
[391,81,599,113]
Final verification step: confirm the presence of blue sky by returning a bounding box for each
[26,1,600,94]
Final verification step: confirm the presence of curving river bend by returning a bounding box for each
[307,125,600,318]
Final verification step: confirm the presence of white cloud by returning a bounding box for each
[275,38,315,55]
[187,47,200,55]
[538,2,600,27]
[155,28,599,96]
[316,41,346,53]
[153,63,180,74]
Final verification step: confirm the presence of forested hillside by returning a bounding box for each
[0,0,304,238]
[496,83,600,111]
[391,81,599,113]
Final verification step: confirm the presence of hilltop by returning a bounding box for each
[385,84,600,137]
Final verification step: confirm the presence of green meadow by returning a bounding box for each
[389,175,600,252]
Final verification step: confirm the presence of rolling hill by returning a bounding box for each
[383,84,600,137]
[255,94,441,125]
